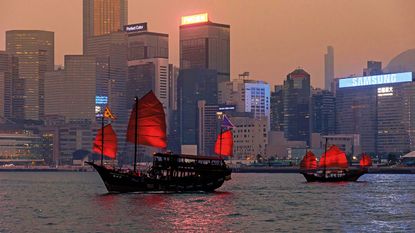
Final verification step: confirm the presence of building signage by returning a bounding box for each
[218,106,235,111]
[123,23,147,32]
[181,13,208,25]
[95,96,108,117]
[338,72,413,88]
[95,96,108,105]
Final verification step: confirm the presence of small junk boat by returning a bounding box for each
[299,145,369,182]
[87,91,232,193]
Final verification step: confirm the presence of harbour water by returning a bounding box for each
[0,172,414,232]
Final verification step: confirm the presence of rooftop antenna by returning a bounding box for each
[238,72,250,79]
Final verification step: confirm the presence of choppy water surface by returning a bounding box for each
[0,172,414,232]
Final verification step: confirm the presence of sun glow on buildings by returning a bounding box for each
[181,13,208,25]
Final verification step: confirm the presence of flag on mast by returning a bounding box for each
[221,115,235,129]
[103,106,116,120]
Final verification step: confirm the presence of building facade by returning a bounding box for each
[0,51,18,119]
[231,113,268,160]
[6,30,54,120]
[44,55,97,122]
[177,69,218,151]
[311,88,335,135]
[126,26,169,121]
[270,85,284,131]
[180,13,230,83]
[85,32,128,122]
[336,72,415,154]
[283,68,311,144]
[83,0,128,53]
[324,46,334,91]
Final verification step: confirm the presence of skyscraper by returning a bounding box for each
[6,30,54,120]
[311,88,335,135]
[83,0,128,53]
[0,51,17,119]
[178,69,218,152]
[85,32,128,121]
[126,23,169,117]
[44,55,97,122]
[336,72,415,154]
[180,13,230,83]
[324,46,334,91]
[283,68,311,144]
[270,85,284,131]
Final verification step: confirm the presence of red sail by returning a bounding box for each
[359,154,372,167]
[126,91,167,148]
[300,151,317,170]
[92,124,118,159]
[214,130,233,156]
[319,145,349,169]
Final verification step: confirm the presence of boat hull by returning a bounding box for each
[86,162,231,193]
[300,169,367,182]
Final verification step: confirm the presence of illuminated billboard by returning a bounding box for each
[338,72,413,88]
[123,23,147,33]
[181,13,208,25]
[95,96,108,117]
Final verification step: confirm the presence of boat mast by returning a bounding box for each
[133,96,138,173]
[219,126,223,156]
[323,137,328,177]
[101,114,104,166]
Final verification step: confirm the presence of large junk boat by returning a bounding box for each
[299,146,372,182]
[87,91,232,193]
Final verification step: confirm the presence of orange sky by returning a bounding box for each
[1,0,414,88]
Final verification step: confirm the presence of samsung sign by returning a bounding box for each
[338,72,413,88]
[123,23,147,33]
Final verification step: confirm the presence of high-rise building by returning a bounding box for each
[197,100,220,156]
[231,112,268,159]
[311,88,335,135]
[44,55,97,122]
[363,61,382,76]
[178,69,218,152]
[126,23,169,118]
[180,13,230,83]
[283,68,311,144]
[218,79,271,129]
[83,0,128,53]
[85,32,128,122]
[336,72,415,154]
[6,30,54,120]
[0,51,18,119]
[169,64,180,111]
[270,85,284,131]
[324,46,334,91]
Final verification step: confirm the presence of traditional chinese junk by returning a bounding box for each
[87,91,232,193]
[299,145,371,182]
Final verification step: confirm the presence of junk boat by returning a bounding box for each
[87,91,232,193]
[299,144,372,182]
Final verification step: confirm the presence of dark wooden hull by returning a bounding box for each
[86,162,232,193]
[300,169,367,182]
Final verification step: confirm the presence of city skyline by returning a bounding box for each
[1,0,414,88]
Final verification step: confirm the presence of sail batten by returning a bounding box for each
[319,145,348,169]
[214,130,233,156]
[126,91,167,149]
[92,124,118,159]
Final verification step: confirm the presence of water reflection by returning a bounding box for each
[129,191,235,232]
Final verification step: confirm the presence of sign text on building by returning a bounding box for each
[123,23,147,32]
[181,13,208,25]
[338,72,413,88]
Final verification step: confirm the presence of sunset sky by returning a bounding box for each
[1,0,414,88]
